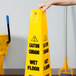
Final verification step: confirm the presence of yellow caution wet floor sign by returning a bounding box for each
[25,9,52,76]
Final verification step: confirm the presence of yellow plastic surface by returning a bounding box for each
[0,55,4,75]
[0,34,9,75]
[59,57,73,76]
[25,9,52,76]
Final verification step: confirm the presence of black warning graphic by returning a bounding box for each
[44,35,47,41]
[31,36,38,42]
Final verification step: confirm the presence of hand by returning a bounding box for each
[38,0,74,12]
[38,1,52,12]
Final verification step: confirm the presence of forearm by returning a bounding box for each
[50,0,76,6]
[71,0,76,5]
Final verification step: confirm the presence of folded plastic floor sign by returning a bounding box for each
[25,9,52,76]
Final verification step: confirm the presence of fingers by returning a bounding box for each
[43,6,48,12]
[38,3,46,9]
[38,2,50,12]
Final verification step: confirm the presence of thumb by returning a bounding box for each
[38,3,46,9]
[43,6,48,12]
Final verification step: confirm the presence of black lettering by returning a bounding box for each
[44,64,50,70]
[45,74,49,76]
[27,66,39,71]
[44,59,48,64]
[43,42,48,48]
[29,43,39,48]
[30,60,38,65]
[44,48,49,54]
[29,50,39,55]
